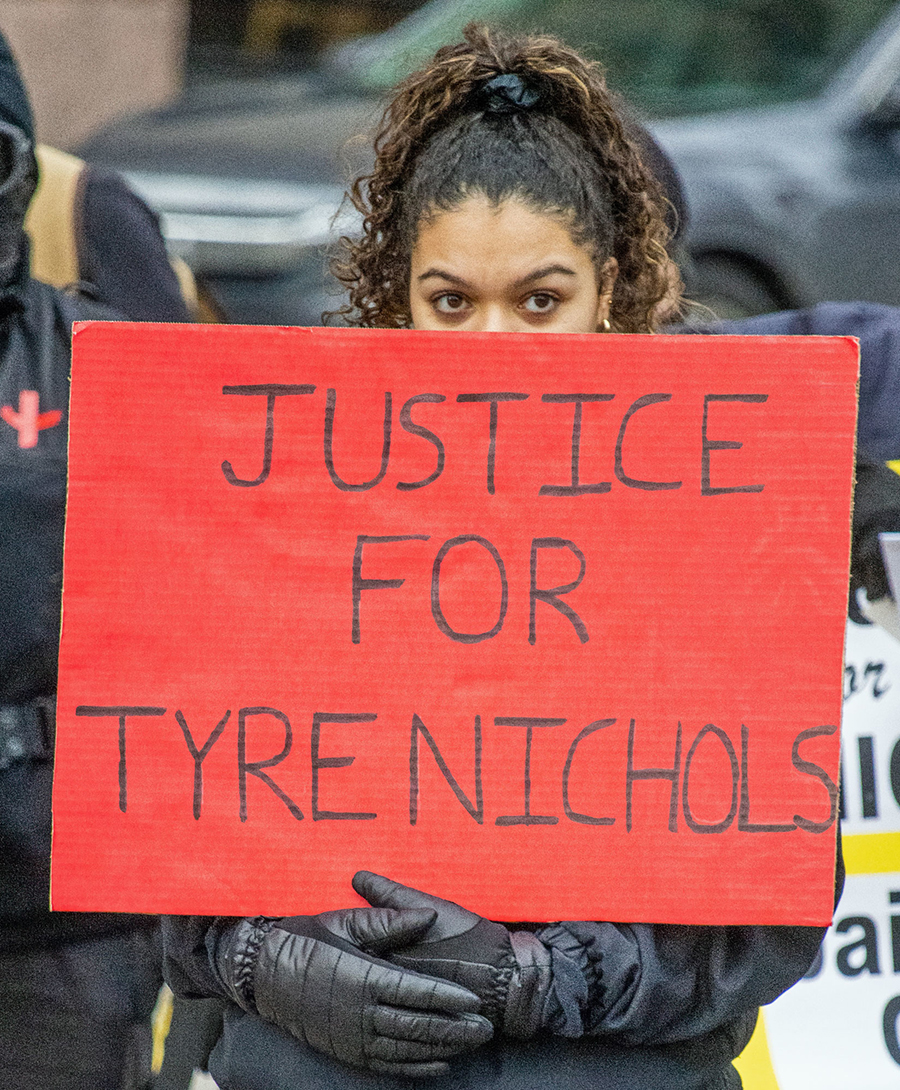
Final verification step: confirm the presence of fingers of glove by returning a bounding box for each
[371,1006,493,1050]
[368,1058,450,1078]
[318,906,437,954]
[353,872,478,936]
[353,871,438,912]
[368,1033,482,1064]
[371,961,483,1014]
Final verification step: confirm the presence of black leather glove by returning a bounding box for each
[212,907,493,1077]
[850,454,900,619]
[353,872,556,1038]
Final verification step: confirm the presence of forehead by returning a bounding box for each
[411,195,595,281]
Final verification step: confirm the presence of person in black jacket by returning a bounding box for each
[161,25,835,1090]
[0,27,189,1090]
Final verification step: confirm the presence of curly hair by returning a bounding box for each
[330,23,681,331]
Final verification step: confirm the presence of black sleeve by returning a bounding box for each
[76,166,191,323]
[538,833,844,1044]
[540,919,823,1045]
[162,915,235,1000]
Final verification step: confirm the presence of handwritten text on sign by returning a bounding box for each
[52,325,858,923]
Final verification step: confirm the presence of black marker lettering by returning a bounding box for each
[409,713,483,825]
[615,394,682,491]
[75,705,166,813]
[529,537,589,645]
[431,535,507,643]
[681,724,739,834]
[539,394,613,496]
[495,717,563,826]
[352,534,430,643]
[311,712,377,820]
[792,724,838,833]
[237,707,303,822]
[456,392,528,494]
[562,719,615,825]
[739,724,795,831]
[324,389,392,491]
[221,384,315,487]
[175,709,230,819]
[701,394,767,495]
[626,718,681,832]
[397,394,446,491]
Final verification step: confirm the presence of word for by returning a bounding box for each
[219,384,768,495]
[353,534,589,644]
[74,705,837,833]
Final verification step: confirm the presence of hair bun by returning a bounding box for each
[480,73,540,113]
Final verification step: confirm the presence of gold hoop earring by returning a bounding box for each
[601,318,611,332]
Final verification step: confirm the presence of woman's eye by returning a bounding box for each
[522,292,558,314]
[433,293,469,314]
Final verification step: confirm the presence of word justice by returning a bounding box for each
[75,706,837,834]
[219,384,768,495]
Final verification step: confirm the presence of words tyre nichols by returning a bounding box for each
[51,323,858,924]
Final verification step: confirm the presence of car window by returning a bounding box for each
[354,0,898,116]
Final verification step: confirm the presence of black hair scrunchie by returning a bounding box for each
[480,73,540,113]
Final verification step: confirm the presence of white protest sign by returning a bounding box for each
[737,617,900,1088]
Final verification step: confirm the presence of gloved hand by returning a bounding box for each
[212,906,493,1077]
[353,871,554,1038]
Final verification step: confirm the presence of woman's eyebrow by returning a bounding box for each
[417,268,472,287]
[417,264,577,288]
[513,264,577,287]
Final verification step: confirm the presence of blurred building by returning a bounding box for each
[0,0,189,147]
[0,0,420,149]
[188,0,421,74]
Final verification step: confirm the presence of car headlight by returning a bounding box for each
[123,172,360,276]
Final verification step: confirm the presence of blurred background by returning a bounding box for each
[5,0,900,326]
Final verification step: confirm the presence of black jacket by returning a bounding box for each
[0,102,185,947]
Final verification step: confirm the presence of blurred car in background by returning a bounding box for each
[77,0,900,322]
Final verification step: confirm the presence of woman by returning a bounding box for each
[162,24,830,1090]
[330,23,677,336]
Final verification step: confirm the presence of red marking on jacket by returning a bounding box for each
[1,390,62,448]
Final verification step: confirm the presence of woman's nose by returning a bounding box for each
[478,304,519,333]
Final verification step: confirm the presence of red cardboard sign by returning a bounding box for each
[52,323,857,924]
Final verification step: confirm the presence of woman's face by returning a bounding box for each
[408,195,617,334]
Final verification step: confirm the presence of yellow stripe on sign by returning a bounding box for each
[733,1012,780,1090]
[843,832,900,874]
